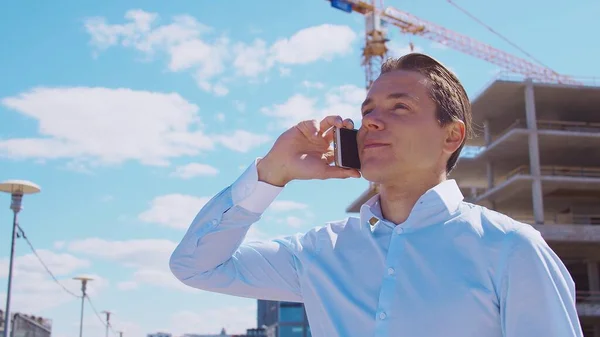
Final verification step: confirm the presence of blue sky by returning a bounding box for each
[1,0,599,336]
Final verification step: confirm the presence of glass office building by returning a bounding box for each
[257,301,311,337]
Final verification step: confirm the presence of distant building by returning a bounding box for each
[240,328,266,337]
[148,332,172,337]
[0,310,52,337]
[257,300,310,337]
[183,328,228,337]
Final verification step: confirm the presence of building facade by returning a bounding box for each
[257,300,310,337]
[346,75,600,335]
[0,310,52,337]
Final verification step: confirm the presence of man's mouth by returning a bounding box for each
[363,142,389,150]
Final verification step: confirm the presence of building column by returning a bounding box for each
[483,119,492,146]
[524,79,544,225]
[588,261,600,292]
[486,162,494,189]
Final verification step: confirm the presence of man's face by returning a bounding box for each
[357,69,454,184]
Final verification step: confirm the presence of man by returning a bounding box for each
[170,53,582,336]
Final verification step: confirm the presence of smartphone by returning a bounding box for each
[333,127,361,170]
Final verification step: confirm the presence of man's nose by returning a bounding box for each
[362,111,384,130]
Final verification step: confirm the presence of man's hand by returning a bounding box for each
[257,115,361,186]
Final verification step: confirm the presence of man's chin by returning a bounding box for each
[359,164,384,183]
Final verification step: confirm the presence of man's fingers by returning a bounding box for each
[297,119,319,137]
[322,149,335,165]
[296,120,329,147]
[319,165,361,180]
[342,118,355,129]
[319,115,343,136]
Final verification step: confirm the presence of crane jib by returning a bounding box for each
[331,0,353,13]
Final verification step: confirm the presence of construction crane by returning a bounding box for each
[327,0,580,89]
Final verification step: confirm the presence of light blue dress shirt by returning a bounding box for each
[170,160,583,337]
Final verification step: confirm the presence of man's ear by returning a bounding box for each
[444,120,466,154]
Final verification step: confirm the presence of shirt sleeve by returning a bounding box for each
[499,225,583,337]
[169,158,304,302]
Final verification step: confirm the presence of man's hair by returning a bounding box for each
[379,53,473,174]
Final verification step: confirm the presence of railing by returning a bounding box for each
[541,166,600,178]
[508,214,600,226]
[487,119,527,144]
[461,164,600,203]
[537,120,600,133]
[493,71,600,87]
[500,165,600,183]
[488,119,600,145]
[576,290,600,304]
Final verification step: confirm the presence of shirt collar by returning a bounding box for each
[359,179,464,233]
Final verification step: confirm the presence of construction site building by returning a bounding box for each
[346,74,600,336]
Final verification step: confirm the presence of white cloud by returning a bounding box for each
[387,41,423,58]
[129,268,197,293]
[169,305,256,336]
[85,11,228,96]
[101,195,114,202]
[138,194,210,230]
[67,238,176,270]
[302,81,325,89]
[285,216,304,228]
[170,163,219,179]
[84,11,358,92]
[233,39,273,77]
[270,200,308,212]
[270,24,357,64]
[0,87,269,169]
[232,100,246,113]
[66,238,193,292]
[261,84,366,129]
[215,130,271,153]
[0,250,107,313]
[278,67,291,77]
[117,281,138,291]
[0,87,210,166]
[53,241,66,249]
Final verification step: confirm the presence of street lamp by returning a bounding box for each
[101,310,112,337]
[73,276,93,337]
[0,180,41,337]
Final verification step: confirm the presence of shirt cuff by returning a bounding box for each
[231,158,283,214]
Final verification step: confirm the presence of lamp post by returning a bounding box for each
[0,180,41,337]
[73,276,93,337]
[101,311,112,337]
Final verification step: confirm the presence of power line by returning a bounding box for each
[445,0,557,73]
[86,296,119,336]
[16,225,81,299]
[14,225,121,336]
[85,295,106,327]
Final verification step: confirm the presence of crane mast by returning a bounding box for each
[327,0,580,89]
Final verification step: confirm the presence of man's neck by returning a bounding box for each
[378,171,447,225]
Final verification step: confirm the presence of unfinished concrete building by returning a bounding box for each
[346,75,600,335]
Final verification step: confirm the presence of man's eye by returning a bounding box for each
[394,103,409,110]
[362,109,373,116]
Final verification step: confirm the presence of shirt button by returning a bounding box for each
[387,268,395,275]
[211,219,218,225]
[379,312,387,320]
[395,227,404,234]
